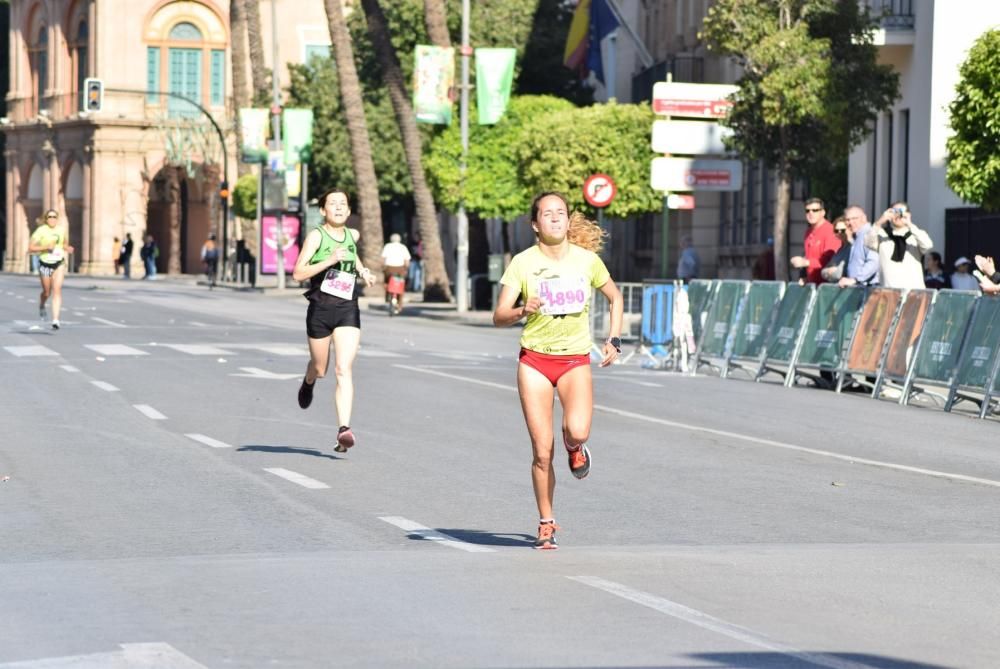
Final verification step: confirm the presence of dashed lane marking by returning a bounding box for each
[133,404,166,420]
[3,345,58,357]
[85,344,148,356]
[184,433,232,449]
[90,380,119,392]
[60,365,79,372]
[0,641,210,668]
[159,343,234,355]
[569,576,872,669]
[379,516,496,553]
[263,467,330,489]
[91,316,127,327]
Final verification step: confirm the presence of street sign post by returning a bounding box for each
[652,82,738,119]
[650,157,743,192]
[666,194,695,210]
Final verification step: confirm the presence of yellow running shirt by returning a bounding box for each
[30,225,67,265]
[500,244,611,355]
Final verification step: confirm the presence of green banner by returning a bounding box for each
[475,48,516,125]
[700,281,748,357]
[282,108,314,166]
[413,45,455,125]
[912,291,978,382]
[954,297,1000,390]
[687,280,714,344]
[729,282,783,360]
[239,108,269,163]
[762,283,813,363]
[796,285,865,369]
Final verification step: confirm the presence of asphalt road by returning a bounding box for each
[1,274,998,669]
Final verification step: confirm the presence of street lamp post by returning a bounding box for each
[271,0,287,291]
[456,0,471,312]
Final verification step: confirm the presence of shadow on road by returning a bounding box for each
[408,528,535,548]
[236,444,343,460]
[691,653,954,669]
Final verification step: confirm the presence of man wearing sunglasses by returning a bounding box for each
[790,198,840,284]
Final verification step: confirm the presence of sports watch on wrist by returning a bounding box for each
[607,337,622,353]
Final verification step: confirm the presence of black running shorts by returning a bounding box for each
[38,260,63,277]
[306,299,361,338]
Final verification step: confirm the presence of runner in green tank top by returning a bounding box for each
[292,189,376,452]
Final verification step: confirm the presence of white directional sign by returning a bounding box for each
[652,82,739,119]
[651,119,733,155]
[650,157,743,192]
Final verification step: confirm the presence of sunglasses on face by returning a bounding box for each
[805,207,823,213]
[834,228,847,233]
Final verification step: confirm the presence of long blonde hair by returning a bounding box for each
[530,191,607,254]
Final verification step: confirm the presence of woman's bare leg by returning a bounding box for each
[518,363,556,519]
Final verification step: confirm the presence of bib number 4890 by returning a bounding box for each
[538,276,587,316]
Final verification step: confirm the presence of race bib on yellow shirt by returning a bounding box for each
[320,269,356,299]
[538,275,587,315]
[49,246,64,261]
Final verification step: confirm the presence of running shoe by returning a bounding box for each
[567,443,591,479]
[51,320,60,330]
[334,426,355,453]
[297,378,314,409]
[534,521,560,550]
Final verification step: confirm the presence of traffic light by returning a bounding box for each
[219,181,229,200]
[83,78,103,112]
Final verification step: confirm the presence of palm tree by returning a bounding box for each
[423,0,450,47]
[360,0,452,302]
[244,0,268,103]
[230,0,251,179]
[323,0,384,273]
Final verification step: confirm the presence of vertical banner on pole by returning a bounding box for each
[282,108,314,166]
[475,48,516,125]
[239,108,270,163]
[413,45,455,125]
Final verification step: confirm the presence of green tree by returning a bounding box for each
[232,173,258,220]
[515,102,662,220]
[426,95,574,220]
[702,0,898,280]
[946,28,1000,212]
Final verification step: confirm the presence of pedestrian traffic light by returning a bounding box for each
[219,181,229,199]
[84,78,103,113]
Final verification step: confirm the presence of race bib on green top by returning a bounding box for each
[538,276,587,316]
[320,269,356,299]
[49,246,64,260]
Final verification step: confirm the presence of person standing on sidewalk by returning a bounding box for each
[27,209,74,330]
[790,198,840,285]
[120,233,134,279]
[492,192,623,550]
[292,188,376,453]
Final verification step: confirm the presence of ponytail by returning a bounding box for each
[567,211,606,254]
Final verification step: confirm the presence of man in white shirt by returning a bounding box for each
[951,257,981,291]
[381,233,411,311]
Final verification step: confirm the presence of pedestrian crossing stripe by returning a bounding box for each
[3,345,58,357]
[159,343,234,355]
[85,344,149,356]
[1,343,409,359]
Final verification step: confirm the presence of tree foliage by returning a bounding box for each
[946,29,1000,212]
[425,95,574,219]
[516,102,662,219]
[232,173,258,220]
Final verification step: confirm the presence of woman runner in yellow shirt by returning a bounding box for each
[28,209,74,329]
[493,192,623,549]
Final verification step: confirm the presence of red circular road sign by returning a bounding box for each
[583,173,617,208]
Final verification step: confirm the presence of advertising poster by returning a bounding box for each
[260,214,301,275]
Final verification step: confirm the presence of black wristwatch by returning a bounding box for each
[607,337,622,353]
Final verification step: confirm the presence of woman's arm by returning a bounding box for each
[292,230,330,282]
[349,229,376,287]
[493,284,539,327]
[597,278,623,367]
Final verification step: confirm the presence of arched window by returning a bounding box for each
[72,21,89,101]
[147,18,226,118]
[29,26,47,103]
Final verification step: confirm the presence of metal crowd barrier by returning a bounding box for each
[591,281,642,361]
[946,297,1000,417]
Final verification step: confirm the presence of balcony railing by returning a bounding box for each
[866,0,915,30]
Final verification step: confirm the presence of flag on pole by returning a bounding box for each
[413,45,455,125]
[475,48,516,125]
[239,108,269,163]
[282,108,314,166]
[562,0,619,84]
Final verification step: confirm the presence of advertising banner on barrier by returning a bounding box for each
[883,290,934,379]
[641,282,675,347]
[952,297,1000,391]
[796,285,865,368]
[699,281,747,358]
[761,283,814,364]
[846,288,902,373]
[729,282,783,360]
[911,291,979,382]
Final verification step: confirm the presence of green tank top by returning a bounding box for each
[310,225,357,273]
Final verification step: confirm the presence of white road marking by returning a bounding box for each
[263,467,330,489]
[229,366,301,380]
[133,404,166,420]
[160,343,234,355]
[228,343,304,356]
[603,376,664,388]
[189,321,209,327]
[90,380,119,392]
[86,344,148,356]
[569,576,870,669]
[378,516,496,553]
[91,316,127,327]
[73,312,86,317]
[60,365,79,372]
[397,365,1000,489]
[0,641,209,668]
[184,433,232,449]
[4,345,58,357]
[357,348,407,358]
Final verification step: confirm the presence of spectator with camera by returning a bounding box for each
[864,202,932,290]
[974,255,1000,295]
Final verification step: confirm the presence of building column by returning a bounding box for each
[80,149,96,273]
[4,156,23,272]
